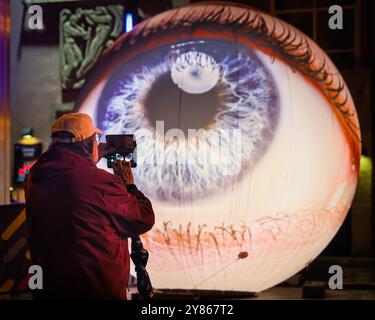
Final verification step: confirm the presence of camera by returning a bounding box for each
[105,134,137,169]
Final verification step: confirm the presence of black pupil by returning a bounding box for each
[144,72,219,134]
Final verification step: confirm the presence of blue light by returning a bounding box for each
[125,13,134,32]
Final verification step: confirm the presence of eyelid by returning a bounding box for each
[129,4,359,138]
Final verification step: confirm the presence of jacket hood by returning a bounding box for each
[30,144,94,182]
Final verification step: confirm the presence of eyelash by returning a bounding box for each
[120,4,359,141]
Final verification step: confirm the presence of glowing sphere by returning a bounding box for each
[76,3,361,292]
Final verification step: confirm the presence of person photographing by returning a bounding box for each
[25,113,155,300]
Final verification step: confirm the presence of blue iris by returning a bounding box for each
[96,39,279,202]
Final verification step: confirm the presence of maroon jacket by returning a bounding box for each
[24,144,155,299]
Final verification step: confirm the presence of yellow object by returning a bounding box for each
[360,155,372,174]
[1,209,26,241]
[19,135,40,145]
[0,280,15,293]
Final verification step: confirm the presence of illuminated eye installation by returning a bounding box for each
[77,3,361,293]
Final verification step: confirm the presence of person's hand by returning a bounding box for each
[113,160,135,186]
[98,142,116,160]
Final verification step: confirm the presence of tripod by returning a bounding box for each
[130,235,154,299]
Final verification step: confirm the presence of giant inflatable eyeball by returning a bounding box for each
[76,2,361,292]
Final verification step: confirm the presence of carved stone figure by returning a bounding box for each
[60,5,124,90]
